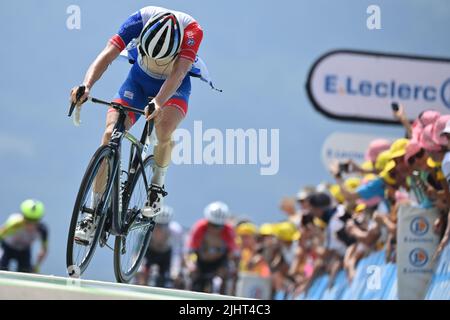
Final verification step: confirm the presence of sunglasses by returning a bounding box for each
[208,223,224,229]
[407,148,425,166]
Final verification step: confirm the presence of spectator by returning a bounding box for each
[0,199,48,273]
[280,197,301,227]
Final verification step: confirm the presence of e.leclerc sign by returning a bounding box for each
[306,50,450,124]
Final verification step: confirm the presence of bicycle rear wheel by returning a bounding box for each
[66,145,114,275]
[113,155,155,283]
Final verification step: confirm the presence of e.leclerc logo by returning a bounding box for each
[410,217,429,236]
[323,76,450,107]
[409,248,428,267]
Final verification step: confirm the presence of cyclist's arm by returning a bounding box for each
[0,215,23,239]
[153,22,204,108]
[153,57,193,107]
[34,224,48,268]
[82,43,121,90]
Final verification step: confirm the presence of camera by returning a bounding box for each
[391,102,399,112]
[339,162,350,173]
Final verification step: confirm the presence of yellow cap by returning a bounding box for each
[259,223,275,236]
[313,217,327,229]
[375,150,392,171]
[345,177,361,190]
[363,173,377,182]
[236,222,257,236]
[329,184,344,204]
[274,222,301,242]
[361,160,374,171]
[379,160,397,185]
[426,157,441,168]
[329,177,361,204]
[389,138,409,159]
[355,203,367,214]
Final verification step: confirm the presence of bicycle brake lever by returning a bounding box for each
[68,85,86,117]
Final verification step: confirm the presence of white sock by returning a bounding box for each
[91,192,102,209]
[151,164,168,186]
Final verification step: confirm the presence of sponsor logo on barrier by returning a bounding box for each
[306,50,450,123]
[409,248,428,267]
[410,217,429,236]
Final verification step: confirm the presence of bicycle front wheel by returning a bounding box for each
[113,155,155,283]
[66,145,114,275]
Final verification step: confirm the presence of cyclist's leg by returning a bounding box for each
[17,248,32,273]
[0,243,12,271]
[156,248,172,287]
[151,76,191,187]
[135,248,152,285]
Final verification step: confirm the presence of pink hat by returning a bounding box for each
[432,115,450,146]
[419,125,441,152]
[404,139,422,164]
[412,125,423,141]
[418,110,441,127]
[365,139,391,162]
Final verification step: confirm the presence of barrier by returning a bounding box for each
[235,272,271,299]
[289,244,450,300]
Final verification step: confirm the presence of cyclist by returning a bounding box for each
[70,6,204,244]
[135,205,184,287]
[0,200,48,273]
[185,202,239,294]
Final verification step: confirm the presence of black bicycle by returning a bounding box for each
[66,86,157,283]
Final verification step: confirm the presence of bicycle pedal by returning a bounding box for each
[74,237,90,246]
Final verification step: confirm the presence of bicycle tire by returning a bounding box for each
[66,145,114,275]
[113,155,156,283]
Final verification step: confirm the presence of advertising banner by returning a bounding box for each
[397,205,440,300]
[307,50,450,124]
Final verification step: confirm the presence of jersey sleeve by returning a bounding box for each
[38,223,49,246]
[178,22,204,63]
[109,11,144,51]
[187,220,206,251]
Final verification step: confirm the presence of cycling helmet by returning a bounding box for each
[20,199,45,221]
[204,201,229,226]
[155,206,174,224]
[138,12,183,60]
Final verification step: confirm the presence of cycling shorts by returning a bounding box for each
[111,63,191,125]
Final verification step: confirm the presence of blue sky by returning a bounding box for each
[1,0,449,281]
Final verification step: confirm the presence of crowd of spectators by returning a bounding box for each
[143,104,450,298]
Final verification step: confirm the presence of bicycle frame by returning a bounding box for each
[77,99,155,237]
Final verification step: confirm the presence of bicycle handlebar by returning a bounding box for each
[68,86,156,117]
[68,86,156,137]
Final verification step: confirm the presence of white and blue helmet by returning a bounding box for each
[204,201,229,226]
[138,12,183,60]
